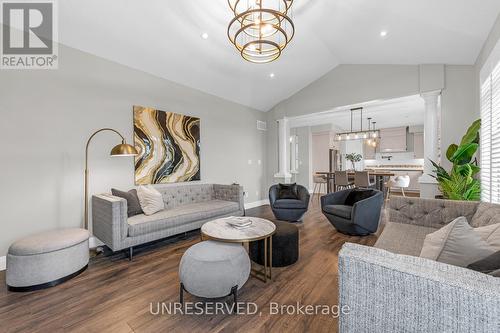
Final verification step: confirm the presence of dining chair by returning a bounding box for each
[386,175,411,199]
[334,171,354,191]
[354,171,376,189]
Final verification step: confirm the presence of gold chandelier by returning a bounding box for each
[227,0,295,64]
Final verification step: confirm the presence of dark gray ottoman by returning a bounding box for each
[249,221,299,267]
[6,228,90,292]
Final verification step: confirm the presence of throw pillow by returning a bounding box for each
[474,223,500,251]
[467,250,500,274]
[111,188,144,217]
[419,216,496,267]
[137,185,164,216]
[344,189,374,206]
[278,183,299,200]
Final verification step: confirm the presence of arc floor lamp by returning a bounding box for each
[84,128,138,230]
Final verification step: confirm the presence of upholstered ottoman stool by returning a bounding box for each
[179,240,250,304]
[7,228,90,292]
[249,221,299,267]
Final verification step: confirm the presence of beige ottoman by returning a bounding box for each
[6,228,90,292]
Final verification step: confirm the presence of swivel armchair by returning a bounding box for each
[321,188,383,236]
[269,184,310,222]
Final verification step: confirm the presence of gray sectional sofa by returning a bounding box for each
[92,184,244,257]
[339,196,500,333]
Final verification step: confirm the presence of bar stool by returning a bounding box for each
[354,171,376,189]
[312,174,328,202]
[334,171,354,191]
[386,175,410,199]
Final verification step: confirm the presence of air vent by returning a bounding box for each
[257,120,267,131]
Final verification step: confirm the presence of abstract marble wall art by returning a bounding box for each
[133,106,200,184]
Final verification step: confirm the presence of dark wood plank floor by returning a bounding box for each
[0,196,377,333]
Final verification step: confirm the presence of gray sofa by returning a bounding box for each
[92,184,244,258]
[339,196,500,333]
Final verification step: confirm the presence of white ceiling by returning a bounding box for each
[54,1,500,111]
[288,95,425,130]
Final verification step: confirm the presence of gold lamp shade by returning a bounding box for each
[110,142,138,156]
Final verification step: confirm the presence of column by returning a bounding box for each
[419,90,441,198]
[274,118,292,182]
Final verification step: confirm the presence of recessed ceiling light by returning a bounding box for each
[201,32,209,40]
[269,73,275,78]
[380,30,388,38]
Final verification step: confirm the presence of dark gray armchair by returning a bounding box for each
[321,189,383,236]
[269,184,310,222]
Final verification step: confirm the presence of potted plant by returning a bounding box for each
[430,119,481,201]
[346,153,362,171]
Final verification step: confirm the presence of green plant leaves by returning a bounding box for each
[450,143,478,165]
[446,144,458,162]
[460,119,481,146]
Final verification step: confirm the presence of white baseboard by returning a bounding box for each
[244,199,269,209]
[0,256,5,271]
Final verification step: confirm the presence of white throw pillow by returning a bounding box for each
[137,185,164,216]
[474,223,500,251]
[420,216,495,267]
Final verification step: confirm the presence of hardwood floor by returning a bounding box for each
[0,197,377,333]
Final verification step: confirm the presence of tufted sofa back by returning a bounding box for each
[388,196,479,229]
[155,184,214,210]
[470,202,500,227]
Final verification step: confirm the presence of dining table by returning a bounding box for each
[316,170,395,194]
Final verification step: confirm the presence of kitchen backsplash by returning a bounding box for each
[364,152,424,167]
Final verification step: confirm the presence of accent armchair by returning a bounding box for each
[321,189,383,236]
[269,184,310,222]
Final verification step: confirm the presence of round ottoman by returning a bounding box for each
[6,228,90,292]
[249,221,299,267]
[179,240,250,302]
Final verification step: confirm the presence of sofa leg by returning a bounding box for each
[128,247,133,261]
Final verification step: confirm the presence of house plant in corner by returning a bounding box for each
[346,153,362,171]
[430,119,481,201]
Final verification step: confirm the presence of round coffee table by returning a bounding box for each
[201,217,276,282]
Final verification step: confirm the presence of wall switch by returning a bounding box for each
[257,160,261,165]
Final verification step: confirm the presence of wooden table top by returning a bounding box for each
[316,171,395,177]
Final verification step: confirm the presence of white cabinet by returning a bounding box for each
[413,132,424,159]
[380,127,407,152]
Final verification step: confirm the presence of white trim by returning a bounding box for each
[0,256,5,271]
[244,199,269,209]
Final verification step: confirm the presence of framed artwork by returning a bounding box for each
[133,105,200,184]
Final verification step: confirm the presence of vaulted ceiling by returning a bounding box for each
[59,0,500,111]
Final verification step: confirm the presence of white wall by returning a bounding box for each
[0,44,267,257]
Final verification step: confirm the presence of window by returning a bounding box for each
[481,60,500,203]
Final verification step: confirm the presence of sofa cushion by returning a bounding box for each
[111,188,143,217]
[127,200,239,237]
[344,189,375,206]
[419,217,495,267]
[467,250,500,275]
[374,222,438,256]
[137,185,164,215]
[273,199,307,209]
[323,205,352,219]
[277,183,299,200]
[471,202,500,227]
[474,223,500,251]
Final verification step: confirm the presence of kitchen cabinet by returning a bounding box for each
[413,132,424,159]
[380,127,407,153]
